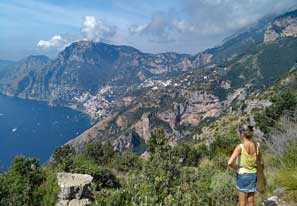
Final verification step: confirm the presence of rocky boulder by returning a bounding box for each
[56,172,93,206]
[263,196,279,206]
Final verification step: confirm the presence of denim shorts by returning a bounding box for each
[236,172,257,193]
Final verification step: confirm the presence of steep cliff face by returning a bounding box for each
[65,84,229,151]
[0,55,52,99]
[134,113,152,143]
[264,10,297,43]
[157,91,222,128]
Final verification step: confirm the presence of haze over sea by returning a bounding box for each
[0,94,91,169]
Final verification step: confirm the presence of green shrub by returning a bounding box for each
[147,129,170,154]
[111,152,142,172]
[280,141,297,168]
[0,156,43,206]
[209,171,237,205]
[209,135,238,160]
[173,143,206,167]
[92,189,131,206]
[84,142,115,165]
[51,145,76,172]
[275,168,297,191]
[35,169,60,206]
[71,156,120,191]
[272,141,297,201]
[254,90,297,134]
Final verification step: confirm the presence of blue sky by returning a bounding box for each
[0,0,296,60]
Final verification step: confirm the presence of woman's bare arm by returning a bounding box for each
[228,145,241,169]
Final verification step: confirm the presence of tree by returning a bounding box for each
[112,151,142,172]
[83,142,115,165]
[0,156,43,206]
[129,129,182,204]
[51,145,75,171]
[147,129,169,154]
[71,156,120,191]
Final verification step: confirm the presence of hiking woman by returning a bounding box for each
[227,124,264,206]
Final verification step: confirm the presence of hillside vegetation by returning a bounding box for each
[1,70,297,205]
[1,9,297,206]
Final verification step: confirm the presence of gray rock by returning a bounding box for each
[112,131,143,152]
[134,112,152,143]
[56,172,93,206]
[264,16,297,43]
[244,99,272,114]
[57,199,90,206]
[68,199,91,206]
[263,196,279,206]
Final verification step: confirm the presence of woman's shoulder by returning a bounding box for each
[236,143,244,150]
[235,144,242,147]
[235,144,242,152]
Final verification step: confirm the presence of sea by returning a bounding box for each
[0,94,91,170]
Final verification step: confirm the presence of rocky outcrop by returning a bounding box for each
[224,88,247,106]
[244,99,272,113]
[134,113,152,142]
[0,55,52,99]
[112,132,142,152]
[56,172,93,206]
[192,53,213,68]
[264,14,297,43]
[158,110,177,130]
[157,91,222,130]
[264,26,280,42]
[183,91,222,124]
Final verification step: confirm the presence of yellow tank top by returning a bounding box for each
[237,144,257,174]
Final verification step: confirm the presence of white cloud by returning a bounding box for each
[172,20,195,33]
[128,24,147,35]
[81,16,117,42]
[182,0,297,35]
[128,10,195,43]
[37,35,67,49]
[34,0,297,55]
[37,16,117,50]
[128,0,297,49]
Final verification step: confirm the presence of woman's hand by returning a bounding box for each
[228,162,240,170]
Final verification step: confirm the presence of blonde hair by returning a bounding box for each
[238,124,254,139]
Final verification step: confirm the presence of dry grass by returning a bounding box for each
[266,118,297,157]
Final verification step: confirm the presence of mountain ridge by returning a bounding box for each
[0,9,297,152]
[64,9,297,151]
[0,40,204,120]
